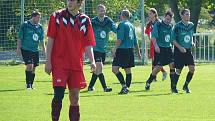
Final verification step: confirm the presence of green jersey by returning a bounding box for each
[151,21,173,47]
[117,20,137,49]
[18,20,44,52]
[92,16,117,53]
[172,21,194,49]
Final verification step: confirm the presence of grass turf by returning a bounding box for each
[0,64,215,121]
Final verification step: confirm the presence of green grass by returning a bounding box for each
[0,64,215,121]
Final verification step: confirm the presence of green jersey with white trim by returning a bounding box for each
[18,20,44,52]
[172,21,194,49]
[92,16,116,53]
[151,21,173,47]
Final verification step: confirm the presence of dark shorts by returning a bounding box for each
[94,51,106,63]
[174,47,195,69]
[21,48,39,67]
[153,47,173,66]
[112,48,135,69]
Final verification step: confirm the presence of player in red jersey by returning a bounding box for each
[145,8,167,81]
[45,0,96,121]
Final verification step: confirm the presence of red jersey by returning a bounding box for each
[145,22,152,38]
[145,22,154,58]
[47,8,96,70]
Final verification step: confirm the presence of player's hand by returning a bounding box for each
[45,61,52,75]
[90,62,96,73]
[179,47,186,53]
[155,46,160,53]
[16,48,21,56]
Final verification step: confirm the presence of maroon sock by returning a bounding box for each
[69,106,80,121]
[51,100,62,121]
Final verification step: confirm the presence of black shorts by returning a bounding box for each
[21,48,39,67]
[174,47,195,69]
[94,51,106,63]
[153,47,173,66]
[112,48,135,69]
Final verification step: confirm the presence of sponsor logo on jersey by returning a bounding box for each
[165,34,170,42]
[100,31,106,38]
[184,35,191,43]
[33,33,39,41]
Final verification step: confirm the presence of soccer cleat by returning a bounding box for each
[183,85,191,93]
[145,83,150,91]
[26,84,31,89]
[104,87,112,92]
[118,87,129,95]
[162,72,167,81]
[30,84,35,89]
[153,79,157,82]
[88,87,95,92]
[171,88,178,93]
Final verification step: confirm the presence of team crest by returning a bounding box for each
[33,33,39,41]
[100,31,106,38]
[184,35,191,43]
[165,34,170,42]
[56,79,62,83]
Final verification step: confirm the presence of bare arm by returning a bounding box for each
[151,37,160,53]
[40,41,46,55]
[16,39,21,55]
[135,44,142,60]
[112,40,121,57]
[45,37,54,75]
[173,40,186,53]
[85,46,96,73]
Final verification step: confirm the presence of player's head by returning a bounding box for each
[31,11,41,24]
[120,9,131,20]
[67,0,84,11]
[181,9,190,22]
[148,8,158,21]
[97,4,106,18]
[164,11,174,24]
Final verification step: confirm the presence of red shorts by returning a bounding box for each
[149,42,154,59]
[52,68,87,89]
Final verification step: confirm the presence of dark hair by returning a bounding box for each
[121,9,131,19]
[31,11,41,18]
[181,9,190,15]
[165,11,174,18]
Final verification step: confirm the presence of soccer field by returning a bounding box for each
[0,64,215,121]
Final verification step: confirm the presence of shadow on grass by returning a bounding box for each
[45,92,68,96]
[135,92,184,97]
[80,93,118,97]
[0,89,25,92]
[44,91,117,97]
[112,81,145,85]
[129,89,148,93]
[19,80,51,83]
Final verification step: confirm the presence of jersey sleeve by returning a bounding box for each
[47,14,57,39]
[151,23,158,39]
[145,22,152,37]
[117,23,125,42]
[18,23,25,40]
[83,18,96,47]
